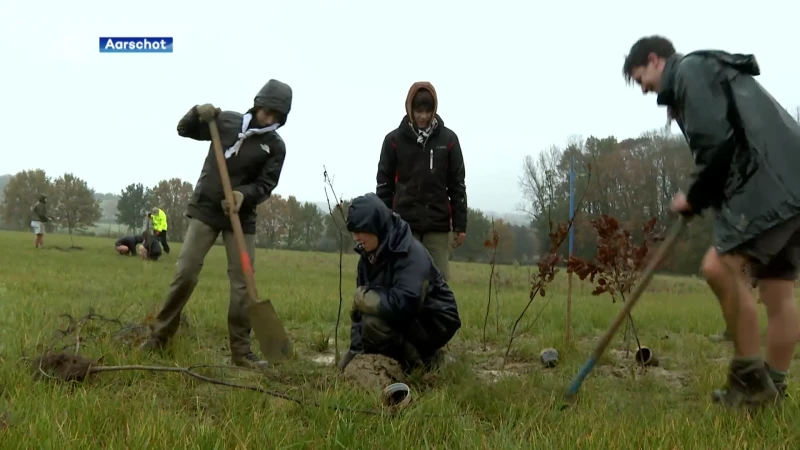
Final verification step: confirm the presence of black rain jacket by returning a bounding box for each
[345,193,461,352]
[376,82,467,234]
[657,51,800,253]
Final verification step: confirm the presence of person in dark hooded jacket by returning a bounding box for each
[140,79,292,370]
[337,193,462,373]
[623,35,800,408]
[375,82,467,282]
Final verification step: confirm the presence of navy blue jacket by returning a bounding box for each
[346,193,461,352]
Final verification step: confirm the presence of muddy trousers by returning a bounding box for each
[360,314,454,370]
[149,218,256,356]
[412,231,451,281]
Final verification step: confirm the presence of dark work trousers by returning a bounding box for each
[157,230,170,254]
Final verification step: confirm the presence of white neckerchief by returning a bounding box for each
[224,113,280,159]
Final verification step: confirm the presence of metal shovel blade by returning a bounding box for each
[248,299,292,362]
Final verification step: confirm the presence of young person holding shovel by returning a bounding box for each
[139,79,292,370]
[623,35,800,407]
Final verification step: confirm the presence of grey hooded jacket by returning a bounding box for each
[178,79,293,233]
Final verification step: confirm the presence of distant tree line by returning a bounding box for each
[0,170,102,239]
[3,106,798,273]
[0,171,540,264]
[520,107,800,275]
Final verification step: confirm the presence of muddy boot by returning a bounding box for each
[711,357,780,408]
[231,352,270,370]
[709,329,733,343]
[774,381,788,399]
[399,341,424,373]
[765,363,789,400]
[423,348,454,371]
[139,336,167,353]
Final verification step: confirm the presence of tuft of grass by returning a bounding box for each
[1,230,800,448]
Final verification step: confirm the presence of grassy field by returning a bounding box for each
[1,231,799,448]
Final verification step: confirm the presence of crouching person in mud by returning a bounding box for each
[337,193,462,374]
[139,79,292,370]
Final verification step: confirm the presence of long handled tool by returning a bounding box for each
[564,216,688,400]
[208,120,292,362]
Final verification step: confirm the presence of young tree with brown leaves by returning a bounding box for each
[567,215,664,360]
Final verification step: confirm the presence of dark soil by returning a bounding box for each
[342,354,407,391]
[31,352,95,382]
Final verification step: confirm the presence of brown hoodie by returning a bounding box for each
[405,82,438,119]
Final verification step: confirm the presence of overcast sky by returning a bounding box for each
[2,0,797,215]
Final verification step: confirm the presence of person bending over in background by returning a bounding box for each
[623,35,800,408]
[337,193,461,374]
[139,79,292,370]
[115,235,144,256]
[150,207,170,254]
[137,233,163,261]
[30,194,52,249]
[375,82,467,281]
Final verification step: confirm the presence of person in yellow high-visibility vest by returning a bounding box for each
[150,207,170,254]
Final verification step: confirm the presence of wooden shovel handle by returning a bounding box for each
[208,120,259,305]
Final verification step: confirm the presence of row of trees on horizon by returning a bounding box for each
[0,170,538,264]
[4,108,799,273]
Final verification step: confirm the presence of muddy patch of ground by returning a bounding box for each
[31,352,95,382]
[342,354,407,391]
[49,246,83,252]
[311,354,335,366]
[598,349,689,389]
[472,351,537,384]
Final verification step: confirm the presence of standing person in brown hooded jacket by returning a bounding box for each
[139,79,292,370]
[375,82,467,281]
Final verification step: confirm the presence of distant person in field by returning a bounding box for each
[139,79,292,370]
[30,194,52,248]
[142,210,154,242]
[115,235,144,256]
[375,82,467,282]
[337,193,461,374]
[623,35,800,408]
[150,207,170,254]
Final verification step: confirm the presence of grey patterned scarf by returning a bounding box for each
[409,117,438,145]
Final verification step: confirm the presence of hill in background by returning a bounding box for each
[311,202,529,226]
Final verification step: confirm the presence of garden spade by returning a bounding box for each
[564,216,688,401]
[208,120,292,362]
